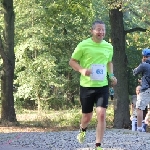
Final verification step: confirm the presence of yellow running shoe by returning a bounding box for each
[94,146,103,150]
[77,130,86,143]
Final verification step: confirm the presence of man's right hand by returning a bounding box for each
[79,68,92,76]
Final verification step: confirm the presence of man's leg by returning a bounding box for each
[77,113,93,143]
[136,89,150,131]
[137,108,143,127]
[77,86,94,143]
[96,107,106,144]
[94,85,108,149]
[131,118,137,131]
[79,86,94,128]
[136,108,143,131]
[80,112,93,129]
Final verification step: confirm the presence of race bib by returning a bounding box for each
[90,64,106,81]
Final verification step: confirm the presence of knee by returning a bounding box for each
[82,114,92,123]
[97,112,105,121]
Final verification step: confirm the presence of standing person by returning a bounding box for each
[130,85,148,132]
[133,48,150,132]
[69,20,117,150]
[109,86,114,100]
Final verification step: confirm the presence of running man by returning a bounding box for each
[69,20,117,150]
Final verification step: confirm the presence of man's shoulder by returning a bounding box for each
[100,41,113,53]
[140,62,150,66]
[80,38,91,43]
[77,38,91,47]
[102,40,112,45]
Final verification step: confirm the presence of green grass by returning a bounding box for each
[14,103,114,131]
[0,99,114,131]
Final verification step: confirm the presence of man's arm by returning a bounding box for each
[107,61,113,76]
[69,58,82,72]
[69,58,91,76]
[107,61,117,85]
[133,64,143,76]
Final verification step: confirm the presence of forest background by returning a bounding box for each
[0,0,150,130]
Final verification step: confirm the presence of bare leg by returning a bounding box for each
[77,112,93,143]
[137,108,143,127]
[96,107,106,143]
[80,112,93,129]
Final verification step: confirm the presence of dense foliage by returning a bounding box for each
[0,0,149,112]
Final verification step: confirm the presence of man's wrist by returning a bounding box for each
[109,73,114,79]
[78,68,83,73]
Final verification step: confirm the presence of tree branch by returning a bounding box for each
[129,9,150,26]
[124,27,147,35]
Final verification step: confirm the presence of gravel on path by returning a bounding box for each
[0,129,150,150]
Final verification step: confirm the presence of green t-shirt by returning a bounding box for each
[71,38,113,87]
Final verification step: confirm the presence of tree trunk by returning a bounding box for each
[109,8,130,128]
[0,0,16,122]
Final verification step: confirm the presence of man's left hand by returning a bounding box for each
[110,76,117,86]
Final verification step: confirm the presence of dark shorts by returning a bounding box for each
[80,85,109,113]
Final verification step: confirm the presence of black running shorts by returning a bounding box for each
[80,85,109,113]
